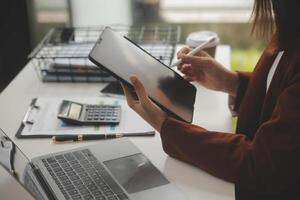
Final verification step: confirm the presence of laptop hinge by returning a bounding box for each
[30,163,57,200]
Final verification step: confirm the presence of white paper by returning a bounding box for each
[21,97,154,136]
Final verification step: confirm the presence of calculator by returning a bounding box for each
[57,100,121,125]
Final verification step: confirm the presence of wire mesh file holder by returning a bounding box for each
[29,25,181,82]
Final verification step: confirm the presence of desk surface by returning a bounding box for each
[0,45,235,200]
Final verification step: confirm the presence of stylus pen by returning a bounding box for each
[52,131,155,143]
[170,36,216,68]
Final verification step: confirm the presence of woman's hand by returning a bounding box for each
[177,47,239,96]
[121,76,167,132]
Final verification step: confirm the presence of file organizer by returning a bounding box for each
[29,25,181,82]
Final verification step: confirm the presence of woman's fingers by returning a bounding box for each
[183,68,196,79]
[177,48,210,59]
[177,63,185,71]
[122,76,151,108]
[176,48,209,69]
[194,50,210,57]
[183,75,194,81]
[181,55,208,67]
[177,47,191,59]
[177,48,191,70]
[120,82,137,108]
[178,63,191,72]
[177,47,191,56]
[129,76,150,106]
[181,65,193,74]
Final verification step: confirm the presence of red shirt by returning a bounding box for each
[160,37,300,199]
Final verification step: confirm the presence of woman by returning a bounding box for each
[121,0,300,199]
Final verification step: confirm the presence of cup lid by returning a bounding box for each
[186,31,220,48]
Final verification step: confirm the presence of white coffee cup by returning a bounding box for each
[186,31,220,57]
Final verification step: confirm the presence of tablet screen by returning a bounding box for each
[89,27,196,123]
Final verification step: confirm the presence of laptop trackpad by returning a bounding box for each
[104,153,169,194]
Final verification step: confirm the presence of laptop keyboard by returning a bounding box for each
[41,149,129,200]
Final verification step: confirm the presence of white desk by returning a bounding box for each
[0,45,235,200]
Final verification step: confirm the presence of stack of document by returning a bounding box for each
[35,43,114,82]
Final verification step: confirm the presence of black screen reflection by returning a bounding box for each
[158,76,195,109]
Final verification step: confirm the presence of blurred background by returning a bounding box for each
[0,0,265,92]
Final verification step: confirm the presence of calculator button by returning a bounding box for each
[82,104,121,124]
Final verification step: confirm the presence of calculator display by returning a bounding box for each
[68,103,82,119]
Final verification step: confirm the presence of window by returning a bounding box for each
[160,0,253,23]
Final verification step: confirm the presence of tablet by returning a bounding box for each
[89,27,196,123]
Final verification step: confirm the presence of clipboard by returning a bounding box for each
[16,98,44,138]
[15,97,155,138]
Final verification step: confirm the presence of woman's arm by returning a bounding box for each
[176,48,252,113]
[160,78,300,194]
[121,76,167,132]
[122,74,300,194]
[177,48,239,96]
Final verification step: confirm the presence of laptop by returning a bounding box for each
[0,128,186,200]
